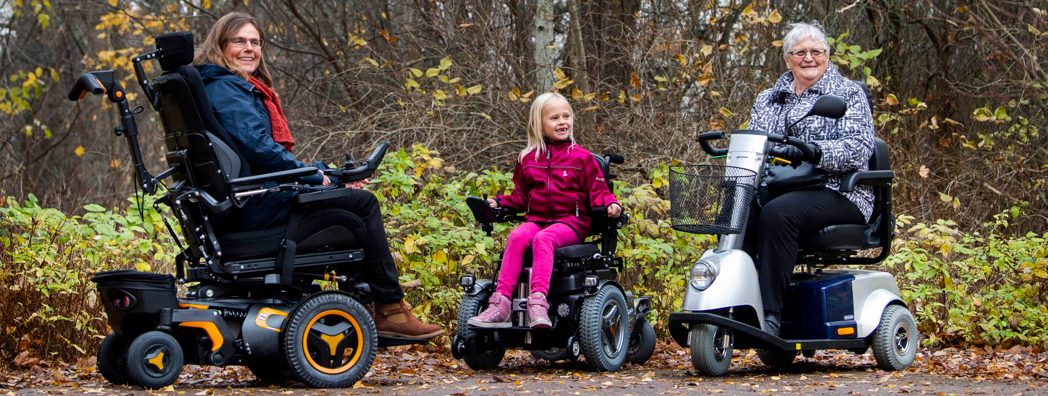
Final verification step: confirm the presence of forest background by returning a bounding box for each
[1,0,1047,369]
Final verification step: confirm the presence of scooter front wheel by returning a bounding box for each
[689,324,732,376]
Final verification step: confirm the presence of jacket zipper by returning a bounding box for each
[546,147,552,220]
[575,200,579,217]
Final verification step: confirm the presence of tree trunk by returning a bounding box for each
[533,0,558,92]
[566,0,590,93]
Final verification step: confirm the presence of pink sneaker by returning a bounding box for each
[467,292,511,328]
[527,292,552,328]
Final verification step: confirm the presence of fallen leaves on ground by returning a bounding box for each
[1,342,1045,392]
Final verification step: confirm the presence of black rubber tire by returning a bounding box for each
[756,348,797,368]
[689,324,732,376]
[530,349,576,362]
[579,285,630,372]
[97,333,133,386]
[872,304,918,371]
[627,320,656,365]
[283,292,377,388]
[456,292,505,370]
[247,363,297,384]
[125,331,184,389]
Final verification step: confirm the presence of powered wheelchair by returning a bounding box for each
[69,32,419,389]
[451,154,656,372]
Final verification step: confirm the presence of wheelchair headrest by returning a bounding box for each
[155,32,194,72]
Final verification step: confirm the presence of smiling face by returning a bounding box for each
[785,36,829,89]
[541,97,573,141]
[223,24,262,76]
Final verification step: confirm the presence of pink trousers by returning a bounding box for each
[495,222,580,297]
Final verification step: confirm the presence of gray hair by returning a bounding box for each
[782,21,830,58]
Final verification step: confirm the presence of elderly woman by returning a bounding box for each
[192,12,443,340]
[743,22,875,336]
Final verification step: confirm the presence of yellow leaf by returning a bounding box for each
[554,68,566,81]
[938,192,952,202]
[701,45,713,57]
[74,145,85,156]
[718,107,734,118]
[885,94,899,106]
[432,250,448,265]
[433,90,447,100]
[466,85,482,95]
[865,74,880,88]
[405,78,419,90]
[571,88,583,99]
[110,158,120,168]
[599,92,610,101]
[439,56,453,71]
[583,105,600,112]
[630,72,641,88]
[409,68,423,77]
[202,0,210,8]
[952,197,960,209]
[448,77,461,84]
[404,236,421,254]
[772,40,783,47]
[617,90,626,103]
[768,10,782,24]
[583,92,596,102]
[630,94,642,102]
[552,79,573,89]
[425,68,440,77]
[455,84,467,97]
[109,0,117,6]
[363,57,379,67]
[508,91,518,101]
[696,74,712,87]
[136,261,151,272]
[521,90,535,98]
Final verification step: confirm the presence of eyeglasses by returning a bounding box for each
[788,49,825,59]
[228,37,264,49]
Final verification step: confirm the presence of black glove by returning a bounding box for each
[770,145,805,166]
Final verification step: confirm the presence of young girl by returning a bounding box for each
[468,92,622,328]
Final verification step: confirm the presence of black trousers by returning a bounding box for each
[302,189,405,304]
[741,188,864,315]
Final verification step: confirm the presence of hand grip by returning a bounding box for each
[67,73,107,101]
[697,131,728,156]
[606,153,624,164]
[785,137,817,161]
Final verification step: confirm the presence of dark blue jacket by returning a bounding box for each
[197,64,325,231]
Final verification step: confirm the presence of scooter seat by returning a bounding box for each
[801,224,868,251]
[554,243,600,259]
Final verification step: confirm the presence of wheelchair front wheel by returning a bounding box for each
[125,331,184,389]
[579,285,630,372]
[283,292,377,388]
[456,292,506,370]
[627,320,656,365]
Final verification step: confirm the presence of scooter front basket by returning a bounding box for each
[669,164,756,235]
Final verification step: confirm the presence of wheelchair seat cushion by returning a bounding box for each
[800,224,867,251]
[554,243,600,260]
[217,209,366,260]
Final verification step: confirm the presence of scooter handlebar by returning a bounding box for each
[697,131,728,156]
[767,133,819,163]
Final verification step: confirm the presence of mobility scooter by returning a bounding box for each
[451,154,656,372]
[70,32,420,388]
[666,94,917,375]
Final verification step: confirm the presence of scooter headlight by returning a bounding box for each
[689,260,718,291]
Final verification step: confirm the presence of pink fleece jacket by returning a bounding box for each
[494,140,619,239]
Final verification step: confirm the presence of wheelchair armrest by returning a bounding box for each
[590,206,629,229]
[296,187,359,204]
[466,196,523,224]
[228,167,319,189]
[840,170,894,192]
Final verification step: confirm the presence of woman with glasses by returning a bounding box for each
[742,21,875,336]
[192,12,444,340]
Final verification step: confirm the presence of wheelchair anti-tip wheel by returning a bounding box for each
[627,319,656,365]
[283,292,377,388]
[579,285,630,372]
[872,304,918,371]
[97,333,133,386]
[125,331,184,389]
[456,291,506,370]
[689,324,732,376]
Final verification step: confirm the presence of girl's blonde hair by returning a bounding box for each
[193,12,274,86]
[520,92,576,161]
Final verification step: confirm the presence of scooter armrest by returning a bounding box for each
[840,170,894,192]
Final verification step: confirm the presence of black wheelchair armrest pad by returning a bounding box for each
[840,170,894,192]
[229,167,319,187]
[296,187,358,204]
[466,196,497,224]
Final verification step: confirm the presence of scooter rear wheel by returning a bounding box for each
[689,324,732,376]
[872,304,917,371]
[756,348,797,368]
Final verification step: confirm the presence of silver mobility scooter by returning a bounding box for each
[666,95,917,375]
[451,154,656,372]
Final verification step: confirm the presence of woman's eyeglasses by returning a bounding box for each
[788,49,825,59]
[228,37,264,49]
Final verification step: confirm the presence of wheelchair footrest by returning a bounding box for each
[378,335,431,347]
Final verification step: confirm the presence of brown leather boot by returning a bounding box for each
[374,300,444,339]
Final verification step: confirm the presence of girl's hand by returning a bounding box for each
[487,198,498,208]
[345,178,369,189]
[321,174,332,186]
[607,203,622,218]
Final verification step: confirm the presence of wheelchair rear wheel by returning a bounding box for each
[97,333,133,386]
[457,292,506,370]
[579,285,630,372]
[283,292,377,388]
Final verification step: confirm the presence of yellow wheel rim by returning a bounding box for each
[302,309,364,374]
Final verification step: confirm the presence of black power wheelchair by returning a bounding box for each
[69,32,421,389]
[451,154,656,372]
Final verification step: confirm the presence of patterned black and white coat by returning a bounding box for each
[748,63,875,222]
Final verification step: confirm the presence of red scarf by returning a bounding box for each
[248,76,294,152]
